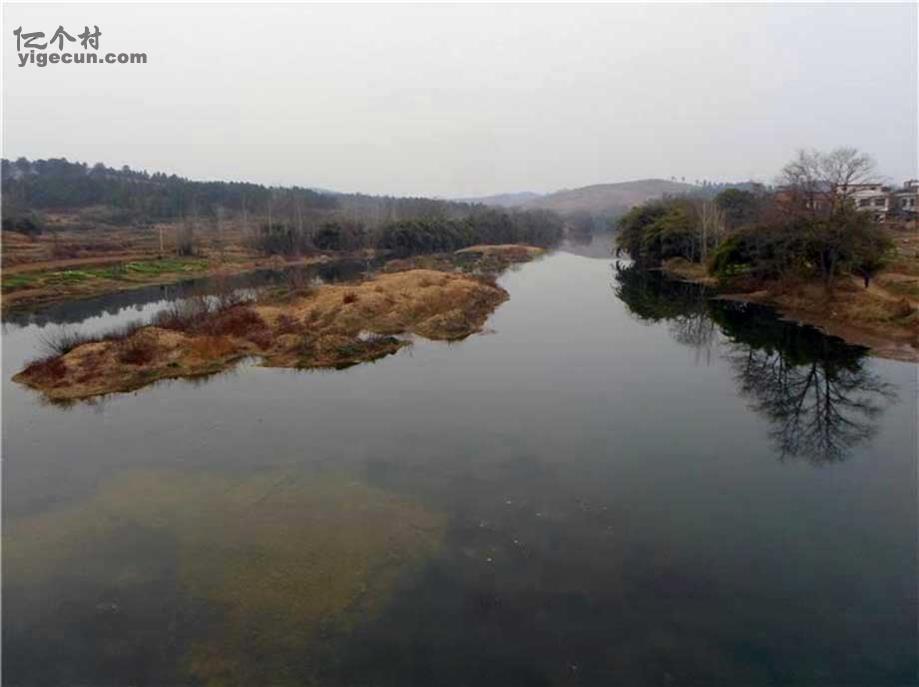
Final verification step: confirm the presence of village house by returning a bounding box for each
[838,180,917,222]
[892,180,918,218]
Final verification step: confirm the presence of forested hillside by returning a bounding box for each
[0,157,498,230]
[1,157,565,259]
[1,158,336,221]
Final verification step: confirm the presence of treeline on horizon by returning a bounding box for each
[0,156,565,256]
[1,157,335,221]
[616,148,896,289]
[254,210,565,257]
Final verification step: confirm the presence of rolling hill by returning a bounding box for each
[461,179,698,216]
[522,179,698,216]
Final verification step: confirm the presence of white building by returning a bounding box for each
[841,181,917,222]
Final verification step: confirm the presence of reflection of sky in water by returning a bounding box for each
[3,248,917,686]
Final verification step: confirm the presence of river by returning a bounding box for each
[3,238,916,686]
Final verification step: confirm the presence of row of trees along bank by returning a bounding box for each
[617,148,894,290]
[1,157,565,257]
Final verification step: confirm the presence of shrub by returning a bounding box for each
[38,321,143,357]
[246,328,274,350]
[313,219,366,252]
[1,211,45,236]
[616,199,700,265]
[153,296,212,331]
[251,222,315,256]
[116,334,157,365]
[39,328,91,357]
[375,209,563,256]
[710,210,893,287]
[203,306,265,337]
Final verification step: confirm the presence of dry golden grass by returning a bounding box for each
[14,269,509,401]
[187,335,237,360]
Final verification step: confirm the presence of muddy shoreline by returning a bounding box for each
[660,262,919,363]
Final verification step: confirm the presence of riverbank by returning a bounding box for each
[1,240,546,314]
[661,257,919,363]
[0,252,348,313]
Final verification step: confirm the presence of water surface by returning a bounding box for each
[4,243,917,686]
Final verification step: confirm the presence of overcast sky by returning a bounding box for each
[3,3,916,197]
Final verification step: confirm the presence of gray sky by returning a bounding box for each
[3,3,916,196]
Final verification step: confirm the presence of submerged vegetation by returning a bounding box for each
[4,468,445,687]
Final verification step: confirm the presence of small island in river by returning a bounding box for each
[14,245,544,402]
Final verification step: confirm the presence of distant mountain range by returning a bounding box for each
[461,179,699,216]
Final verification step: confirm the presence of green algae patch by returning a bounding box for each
[5,469,445,686]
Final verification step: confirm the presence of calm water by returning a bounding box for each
[3,241,917,686]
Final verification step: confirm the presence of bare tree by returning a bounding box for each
[778,148,887,291]
[779,147,876,217]
[215,205,226,262]
[696,199,726,262]
[177,205,197,257]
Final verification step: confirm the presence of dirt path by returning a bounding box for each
[851,274,919,309]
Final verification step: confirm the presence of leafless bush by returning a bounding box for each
[38,328,90,357]
[38,321,144,357]
[153,296,212,331]
[202,305,266,337]
[116,333,158,365]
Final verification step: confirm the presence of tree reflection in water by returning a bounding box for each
[613,261,720,364]
[614,262,896,464]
